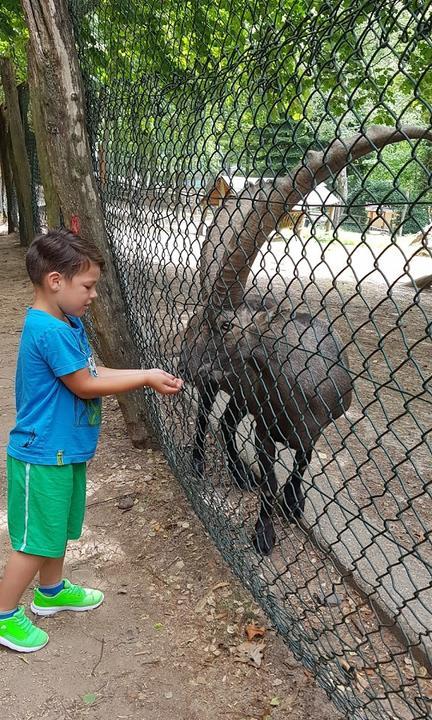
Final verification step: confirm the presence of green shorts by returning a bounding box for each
[7,455,87,558]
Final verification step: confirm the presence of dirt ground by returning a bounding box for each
[0,230,344,720]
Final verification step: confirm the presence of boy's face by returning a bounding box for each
[54,262,101,317]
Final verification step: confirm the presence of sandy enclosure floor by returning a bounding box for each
[103,205,432,719]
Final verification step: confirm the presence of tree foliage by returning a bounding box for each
[70,1,431,165]
[2,0,430,233]
[0,0,28,84]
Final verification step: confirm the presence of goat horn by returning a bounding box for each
[210,125,432,309]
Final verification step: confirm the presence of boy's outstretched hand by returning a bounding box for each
[144,369,184,395]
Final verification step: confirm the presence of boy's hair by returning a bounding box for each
[26,228,105,285]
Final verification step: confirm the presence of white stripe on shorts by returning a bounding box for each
[19,463,31,552]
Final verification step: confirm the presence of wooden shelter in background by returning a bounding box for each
[298,184,341,233]
[366,204,394,232]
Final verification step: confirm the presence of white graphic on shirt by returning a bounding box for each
[88,354,98,377]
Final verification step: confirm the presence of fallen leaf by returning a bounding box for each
[414,662,429,678]
[234,641,266,668]
[354,670,371,693]
[82,693,97,705]
[340,658,356,677]
[195,592,215,613]
[245,623,266,641]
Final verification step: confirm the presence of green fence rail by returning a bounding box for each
[70,1,432,718]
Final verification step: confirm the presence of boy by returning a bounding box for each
[0,228,183,652]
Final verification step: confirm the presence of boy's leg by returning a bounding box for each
[31,462,104,616]
[0,551,44,611]
[0,551,49,653]
[39,556,65,587]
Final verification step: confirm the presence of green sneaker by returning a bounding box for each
[0,607,49,652]
[31,579,104,617]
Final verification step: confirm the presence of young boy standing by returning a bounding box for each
[0,229,183,652]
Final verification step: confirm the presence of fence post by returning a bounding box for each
[0,58,34,246]
[21,0,158,448]
[0,105,18,234]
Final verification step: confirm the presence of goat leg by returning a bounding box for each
[281,448,312,522]
[192,379,219,476]
[221,396,260,490]
[252,428,277,555]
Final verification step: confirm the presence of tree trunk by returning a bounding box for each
[333,166,347,227]
[27,50,61,229]
[0,105,18,233]
[21,0,158,448]
[397,199,409,238]
[0,58,34,245]
[0,168,3,221]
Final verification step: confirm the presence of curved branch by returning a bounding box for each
[210,125,432,309]
[274,125,432,206]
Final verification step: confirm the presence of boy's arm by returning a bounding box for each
[60,367,183,399]
[96,366,149,378]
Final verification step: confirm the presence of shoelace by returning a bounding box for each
[13,610,34,632]
[65,583,85,599]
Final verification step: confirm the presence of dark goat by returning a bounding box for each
[180,297,352,554]
[179,125,432,554]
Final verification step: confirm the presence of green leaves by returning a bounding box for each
[0,0,28,82]
[65,0,431,199]
[82,692,97,705]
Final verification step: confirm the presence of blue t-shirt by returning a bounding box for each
[8,308,101,465]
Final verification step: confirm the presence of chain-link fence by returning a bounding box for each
[70,1,432,718]
[17,83,46,233]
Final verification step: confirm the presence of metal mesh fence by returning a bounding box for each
[17,83,46,233]
[69,1,432,718]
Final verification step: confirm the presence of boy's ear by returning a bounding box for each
[46,271,63,292]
